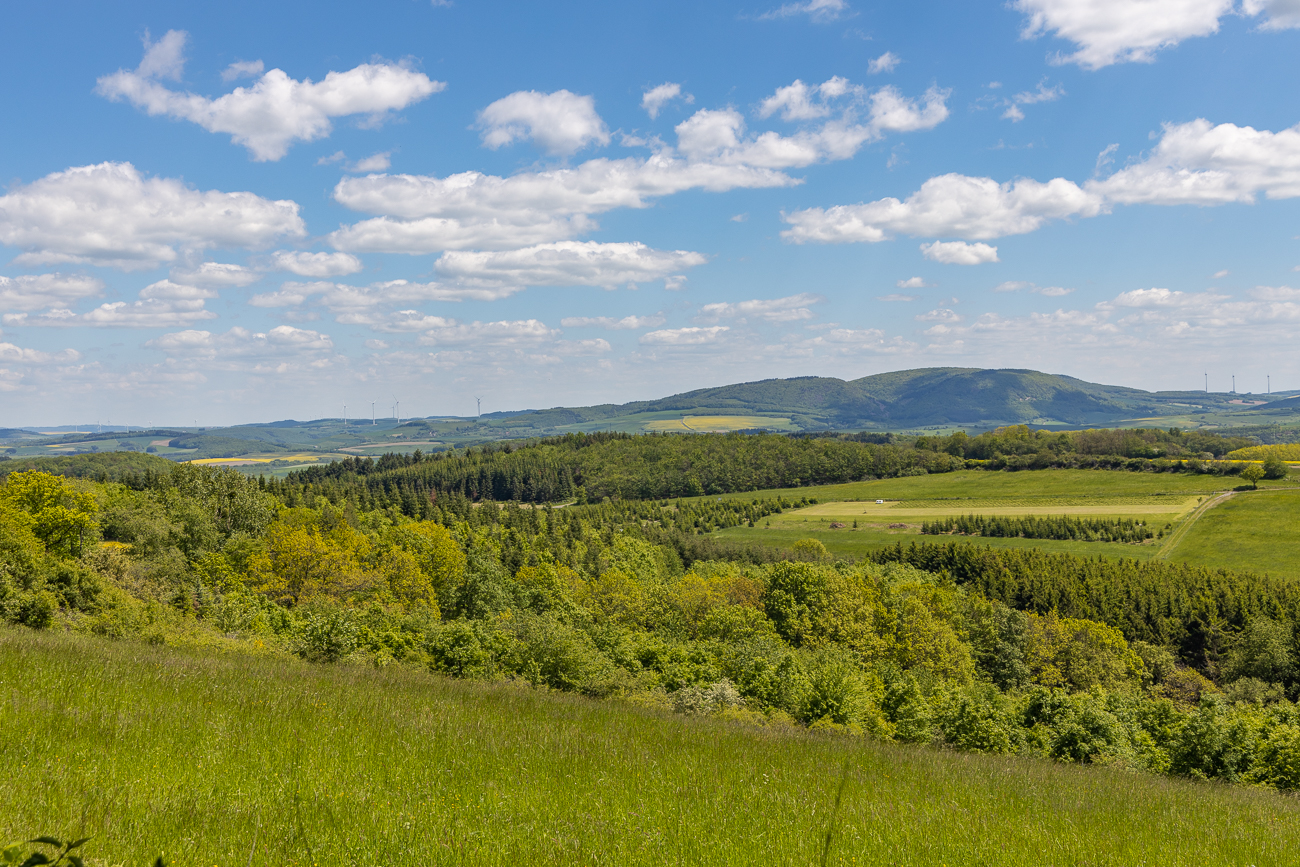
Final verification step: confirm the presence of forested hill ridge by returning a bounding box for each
[451,367,1299,433]
[8,370,1300,466]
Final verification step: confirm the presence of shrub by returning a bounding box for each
[1223,617,1294,684]
[14,590,57,629]
[1249,723,1300,790]
[672,678,745,716]
[424,620,498,679]
[935,686,1015,754]
[294,606,359,662]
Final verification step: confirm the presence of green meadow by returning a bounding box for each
[4,628,1298,867]
[717,524,1172,562]
[705,468,1250,504]
[706,469,1256,563]
[1164,488,1300,579]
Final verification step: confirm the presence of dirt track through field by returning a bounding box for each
[1159,491,1235,559]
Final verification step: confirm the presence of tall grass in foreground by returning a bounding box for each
[2,628,1297,866]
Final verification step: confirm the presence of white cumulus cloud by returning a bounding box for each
[0,274,104,311]
[420,319,559,346]
[169,261,261,287]
[1243,0,1300,29]
[96,30,443,161]
[146,325,334,361]
[642,83,693,119]
[698,293,823,322]
[1013,0,1234,69]
[328,157,794,253]
[328,82,948,255]
[639,325,729,345]
[782,174,1102,243]
[0,162,304,269]
[3,279,218,328]
[560,314,666,329]
[680,83,948,169]
[896,276,931,289]
[271,250,365,278]
[916,308,963,323]
[782,117,1300,252]
[221,59,264,82]
[920,241,1000,265]
[433,241,707,290]
[759,0,850,22]
[1090,119,1300,205]
[868,52,901,74]
[477,90,610,156]
[1001,80,1065,122]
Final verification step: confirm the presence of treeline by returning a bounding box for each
[868,542,1300,677]
[921,514,1158,543]
[283,427,1274,508]
[916,425,1257,460]
[3,459,1300,792]
[285,432,964,503]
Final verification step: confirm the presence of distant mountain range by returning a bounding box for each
[471,367,1296,432]
[7,369,1300,466]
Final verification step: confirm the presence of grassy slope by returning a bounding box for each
[4,629,1297,867]
[1168,488,1300,579]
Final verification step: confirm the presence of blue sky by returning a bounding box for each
[2,0,1298,425]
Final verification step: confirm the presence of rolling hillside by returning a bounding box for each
[7,369,1300,463]
[461,367,1299,433]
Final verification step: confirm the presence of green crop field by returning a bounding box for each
[3,628,1297,867]
[716,524,1171,561]
[1166,488,1300,579]
[704,470,1300,570]
[706,469,1257,505]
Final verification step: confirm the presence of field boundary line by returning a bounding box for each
[1159,491,1234,559]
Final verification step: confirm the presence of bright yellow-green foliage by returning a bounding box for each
[3,629,1298,867]
[0,471,96,556]
[1025,611,1146,691]
[246,508,463,614]
[1226,443,1300,460]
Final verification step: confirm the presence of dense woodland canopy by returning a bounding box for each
[281,427,1270,508]
[2,433,1299,792]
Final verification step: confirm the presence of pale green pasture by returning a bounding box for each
[1167,488,1300,579]
[710,469,1249,506]
[718,524,1168,562]
[788,497,1198,523]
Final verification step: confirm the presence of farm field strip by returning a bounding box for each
[707,470,1247,505]
[786,498,1200,521]
[716,524,1171,561]
[644,415,795,432]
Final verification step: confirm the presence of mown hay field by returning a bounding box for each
[4,628,1298,867]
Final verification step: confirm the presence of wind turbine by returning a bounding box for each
[475,396,482,418]
[393,394,400,426]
